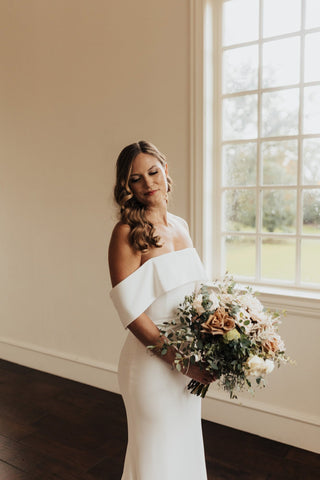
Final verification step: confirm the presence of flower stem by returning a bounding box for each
[187,380,209,398]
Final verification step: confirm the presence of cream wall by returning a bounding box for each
[0,0,190,369]
[0,0,319,454]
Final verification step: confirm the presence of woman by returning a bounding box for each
[109,140,214,480]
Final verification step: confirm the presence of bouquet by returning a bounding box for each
[155,275,290,399]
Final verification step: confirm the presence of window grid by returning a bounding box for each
[256,0,263,282]
[297,0,305,283]
[219,0,320,290]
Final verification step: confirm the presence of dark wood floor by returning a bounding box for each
[0,359,318,480]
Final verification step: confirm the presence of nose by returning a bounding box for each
[143,176,153,189]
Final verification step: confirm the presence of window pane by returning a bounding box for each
[304,86,320,134]
[262,140,298,185]
[223,189,256,231]
[219,0,320,289]
[263,37,300,88]
[306,0,320,29]
[303,139,320,185]
[261,237,295,281]
[262,190,296,233]
[303,189,320,234]
[224,235,255,277]
[222,143,257,186]
[301,239,320,284]
[262,89,299,137]
[223,0,259,46]
[305,33,320,83]
[223,94,257,140]
[223,45,258,94]
[263,0,301,38]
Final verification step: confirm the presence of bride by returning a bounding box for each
[108,140,214,480]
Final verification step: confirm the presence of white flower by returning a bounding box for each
[219,293,235,307]
[234,306,252,332]
[208,292,220,310]
[246,355,274,376]
[264,359,275,374]
[204,282,219,291]
[240,293,264,316]
[246,355,264,375]
[193,294,205,315]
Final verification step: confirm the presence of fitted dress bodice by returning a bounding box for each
[110,247,207,328]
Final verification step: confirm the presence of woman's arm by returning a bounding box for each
[108,223,214,385]
[128,314,214,384]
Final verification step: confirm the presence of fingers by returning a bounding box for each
[194,373,213,385]
[184,364,216,384]
[200,371,216,384]
[203,375,215,384]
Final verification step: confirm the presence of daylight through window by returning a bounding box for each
[208,0,320,289]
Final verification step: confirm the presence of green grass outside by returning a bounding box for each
[229,223,320,235]
[226,239,320,284]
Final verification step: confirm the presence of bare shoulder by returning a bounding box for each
[108,222,141,287]
[109,221,131,244]
[168,212,190,233]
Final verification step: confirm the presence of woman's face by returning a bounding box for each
[129,153,168,206]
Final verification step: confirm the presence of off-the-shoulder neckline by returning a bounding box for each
[111,247,196,290]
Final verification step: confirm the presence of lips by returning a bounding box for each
[145,190,157,196]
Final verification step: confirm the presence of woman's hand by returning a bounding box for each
[182,362,216,385]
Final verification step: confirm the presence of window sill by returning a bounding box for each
[237,282,320,318]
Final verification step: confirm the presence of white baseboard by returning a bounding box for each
[201,393,320,454]
[1,336,319,454]
[0,336,120,394]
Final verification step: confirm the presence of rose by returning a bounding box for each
[239,293,264,315]
[223,328,241,342]
[192,294,205,315]
[208,291,220,310]
[201,307,235,336]
[204,285,220,309]
[264,359,275,374]
[246,355,274,376]
[262,335,285,355]
[246,355,264,375]
[192,290,220,316]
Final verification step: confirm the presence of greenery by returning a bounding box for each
[226,235,320,283]
[154,277,289,399]
[224,59,320,235]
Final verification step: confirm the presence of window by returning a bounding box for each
[197,0,320,291]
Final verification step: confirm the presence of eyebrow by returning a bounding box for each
[130,165,158,177]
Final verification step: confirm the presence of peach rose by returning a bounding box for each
[201,307,235,336]
[263,335,285,355]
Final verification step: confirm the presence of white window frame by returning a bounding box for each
[189,0,320,313]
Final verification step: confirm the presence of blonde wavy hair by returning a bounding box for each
[114,140,173,252]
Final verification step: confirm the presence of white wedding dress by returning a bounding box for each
[110,248,208,480]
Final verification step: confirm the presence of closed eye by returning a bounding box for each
[130,170,158,183]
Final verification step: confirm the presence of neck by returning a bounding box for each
[146,203,168,226]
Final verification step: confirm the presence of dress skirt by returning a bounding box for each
[110,248,209,480]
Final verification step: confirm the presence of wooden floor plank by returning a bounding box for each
[0,359,318,480]
[0,434,44,472]
[0,459,32,480]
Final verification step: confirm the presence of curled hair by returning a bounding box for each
[114,140,173,252]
